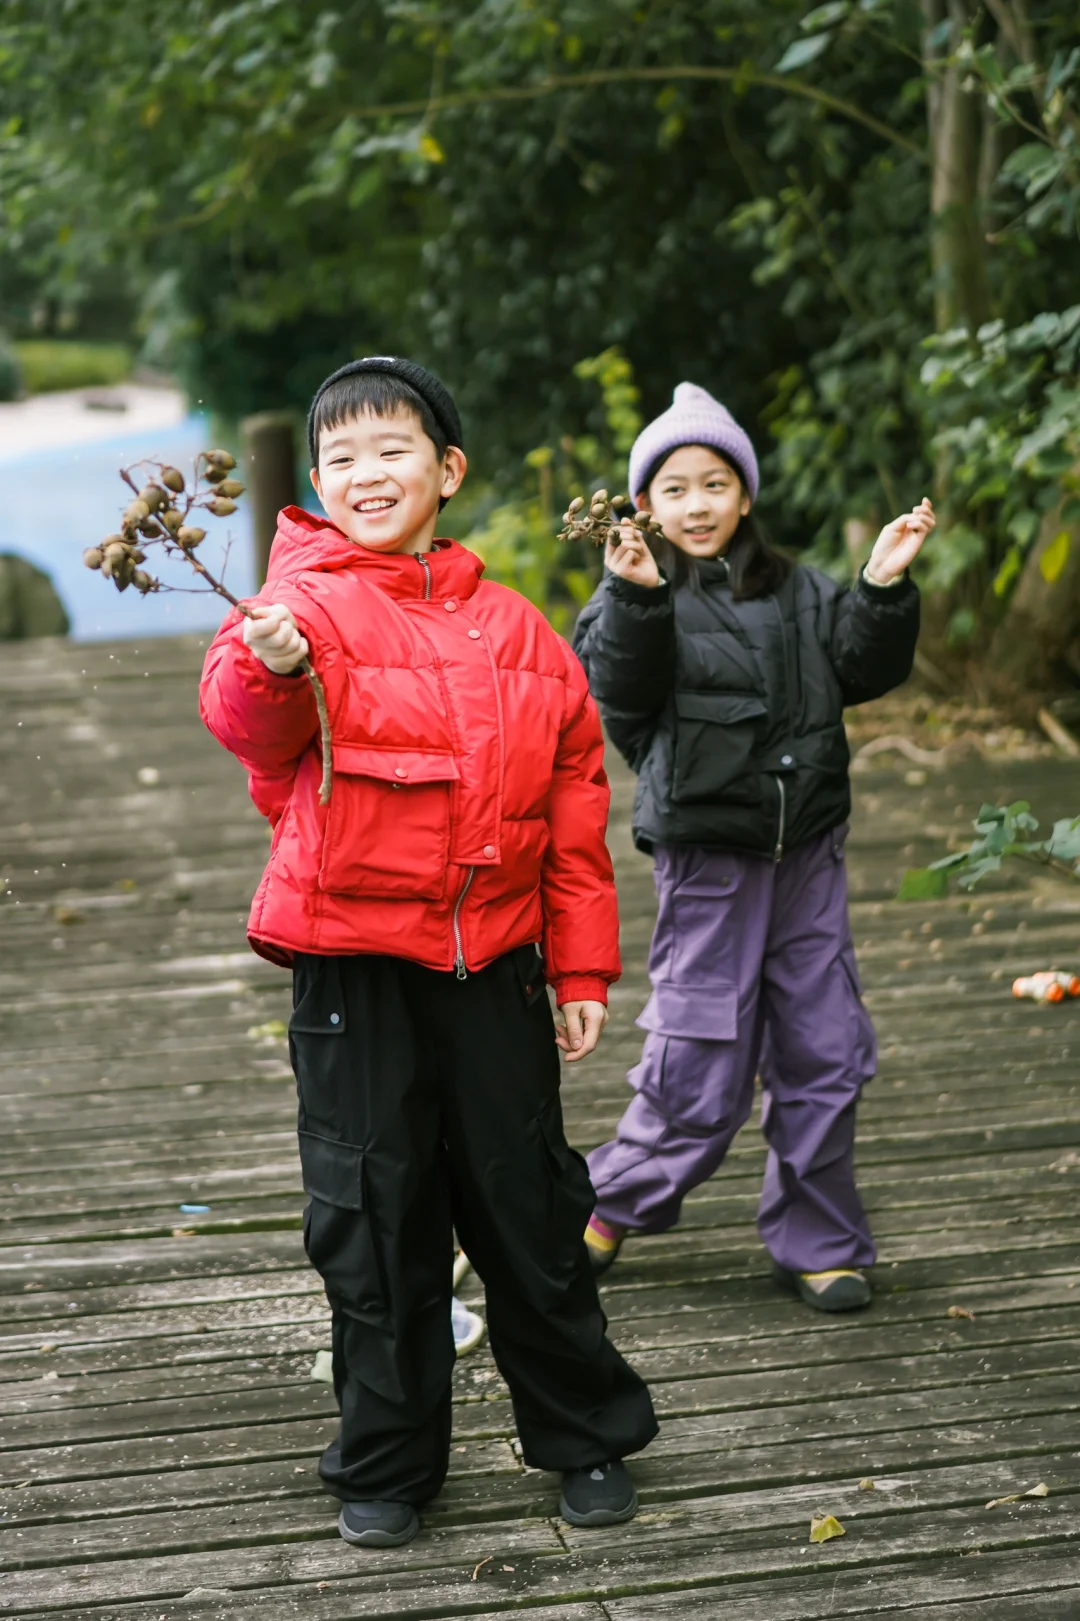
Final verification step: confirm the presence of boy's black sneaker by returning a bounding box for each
[560,1460,638,1527]
[338,1500,419,1547]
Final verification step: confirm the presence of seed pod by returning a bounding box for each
[104,541,128,567]
[207,449,236,470]
[132,569,154,594]
[129,546,147,564]
[216,479,244,499]
[83,546,103,570]
[177,526,206,548]
[205,463,227,484]
[208,497,237,517]
[161,508,183,534]
[160,466,185,494]
[138,484,167,511]
[632,511,651,530]
[568,497,585,515]
[594,489,608,504]
[124,499,150,525]
[138,517,159,538]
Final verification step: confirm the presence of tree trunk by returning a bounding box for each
[922,0,991,334]
[242,412,298,586]
[989,493,1080,700]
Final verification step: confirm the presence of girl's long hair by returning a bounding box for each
[646,506,792,601]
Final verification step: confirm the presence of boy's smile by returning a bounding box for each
[311,405,466,555]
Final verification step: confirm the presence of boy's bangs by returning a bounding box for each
[311,373,448,462]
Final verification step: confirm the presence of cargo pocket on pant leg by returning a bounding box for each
[839,947,877,1089]
[298,1131,386,1318]
[636,981,749,1133]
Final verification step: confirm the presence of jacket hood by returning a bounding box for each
[265,506,485,602]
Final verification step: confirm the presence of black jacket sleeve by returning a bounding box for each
[572,572,676,772]
[826,570,921,707]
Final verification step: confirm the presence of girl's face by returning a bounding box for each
[639,444,750,559]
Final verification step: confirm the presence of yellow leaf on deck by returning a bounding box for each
[809,1514,846,1543]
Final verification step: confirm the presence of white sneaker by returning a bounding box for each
[451,1296,484,1355]
[452,1248,472,1289]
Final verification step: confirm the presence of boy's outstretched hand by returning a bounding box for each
[243,602,310,674]
[557,1000,609,1063]
[865,497,936,586]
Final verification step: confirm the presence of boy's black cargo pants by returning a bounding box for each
[289,945,658,1504]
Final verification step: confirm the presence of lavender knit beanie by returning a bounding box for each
[627,382,760,503]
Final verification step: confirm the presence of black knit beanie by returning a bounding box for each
[306,356,464,466]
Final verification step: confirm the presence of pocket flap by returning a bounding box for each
[675,692,767,724]
[331,745,460,785]
[637,981,738,1042]
[297,1131,365,1210]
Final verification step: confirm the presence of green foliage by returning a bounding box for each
[900,800,1080,896]
[0,334,22,402]
[13,340,131,394]
[464,348,640,633]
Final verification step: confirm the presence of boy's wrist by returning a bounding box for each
[554,975,610,1008]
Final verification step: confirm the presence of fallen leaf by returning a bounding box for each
[137,766,161,785]
[171,1227,196,1238]
[52,906,86,925]
[39,1344,56,1353]
[858,1478,876,1491]
[947,1304,975,1320]
[247,1019,288,1041]
[293,1466,306,1474]
[310,1349,334,1384]
[809,1514,846,1543]
[502,1564,516,1571]
[986,1482,1050,1509]
[472,1556,493,1580]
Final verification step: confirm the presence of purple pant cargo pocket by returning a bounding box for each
[633,982,747,1132]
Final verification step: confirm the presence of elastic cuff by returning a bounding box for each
[859,567,912,597]
[553,976,611,1007]
[607,572,670,606]
[239,642,309,684]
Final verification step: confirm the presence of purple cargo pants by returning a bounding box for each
[588,829,877,1273]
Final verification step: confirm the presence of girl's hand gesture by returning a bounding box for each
[865,498,936,586]
[605,519,662,590]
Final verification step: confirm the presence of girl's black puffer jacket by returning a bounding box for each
[572,556,920,858]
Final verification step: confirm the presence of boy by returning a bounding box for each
[200,357,657,1548]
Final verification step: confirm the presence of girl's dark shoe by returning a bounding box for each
[560,1460,638,1527]
[338,1500,419,1547]
[773,1263,871,1312]
[584,1215,625,1276]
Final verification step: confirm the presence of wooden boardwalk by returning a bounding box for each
[2,633,1080,1620]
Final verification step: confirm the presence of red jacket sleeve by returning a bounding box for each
[200,607,321,825]
[541,646,621,1006]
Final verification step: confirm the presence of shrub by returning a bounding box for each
[0,335,22,402]
[12,341,132,395]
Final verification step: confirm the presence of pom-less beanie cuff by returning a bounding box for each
[628,382,759,502]
[306,356,463,465]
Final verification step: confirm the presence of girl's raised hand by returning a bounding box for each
[605,519,662,590]
[865,498,936,586]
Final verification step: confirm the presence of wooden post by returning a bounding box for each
[242,411,298,586]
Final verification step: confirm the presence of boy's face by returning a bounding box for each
[310,405,466,554]
[639,445,750,559]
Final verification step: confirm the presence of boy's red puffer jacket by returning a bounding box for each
[199,507,620,1006]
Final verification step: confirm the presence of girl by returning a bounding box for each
[572,382,933,1312]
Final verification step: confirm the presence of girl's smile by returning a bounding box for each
[640,444,751,558]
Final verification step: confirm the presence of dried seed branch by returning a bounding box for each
[85,450,334,804]
[557,488,666,549]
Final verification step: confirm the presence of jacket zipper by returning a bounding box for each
[417,552,432,600]
[773,775,787,863]
[452,867,475,979]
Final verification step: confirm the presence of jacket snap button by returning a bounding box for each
[467,628,481,639]
[781,754,793,766]
[394,768,408,779]
[444,600,458,613]
[329,1013,340,1026]
[483,844,496,858]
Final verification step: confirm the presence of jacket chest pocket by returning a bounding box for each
[672,692,768,806]
[318,744,460,901]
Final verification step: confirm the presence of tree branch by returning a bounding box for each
[346,65,927,162]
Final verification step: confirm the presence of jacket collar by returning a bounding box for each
[265,506,485,602]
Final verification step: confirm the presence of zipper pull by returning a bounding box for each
[455,953,468,982]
